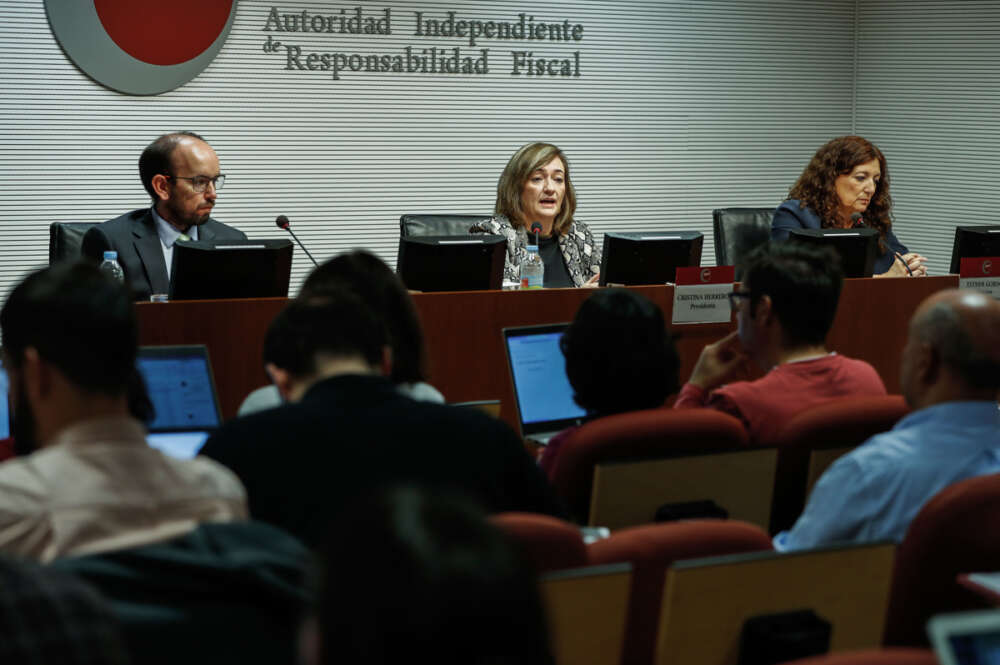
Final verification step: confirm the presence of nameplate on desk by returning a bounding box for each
[959,257,1000,300]
[438,239,486,245]
[672,266,735,325]
[215,244,267,250]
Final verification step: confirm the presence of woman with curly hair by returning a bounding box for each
[470,142,601,287]
[772,136,926,277]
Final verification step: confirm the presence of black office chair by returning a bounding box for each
[49,222,99,264]
[399,214,495,237]
[712,208,774,279]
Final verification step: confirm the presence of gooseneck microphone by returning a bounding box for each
[850,212,864,227]
[530,222,542,246]
[275,215,319,268]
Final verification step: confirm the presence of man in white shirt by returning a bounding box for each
[0,262,246,562]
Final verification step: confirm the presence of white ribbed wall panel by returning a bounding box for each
[0,0,856,297]
[855,1,1000,277]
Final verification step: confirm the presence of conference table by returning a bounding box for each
[136,275,958,429]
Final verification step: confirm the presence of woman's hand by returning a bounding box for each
[876,254,913,278]
[900,252,928,276]
[582,274,600,288]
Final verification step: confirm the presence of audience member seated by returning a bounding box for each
[52,520,312,665]
[0,262,246,562]
[0,555,129,664]
[539,288,680,477]
[201,291,563,548]
[674,243,886,443]
[470,141,601,287]
[238,250,443,416]
[81,131,247,301]
[775,289,1000,550]
[302,487,554,665]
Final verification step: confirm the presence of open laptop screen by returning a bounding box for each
[136,345,222,458]
[503,324,588,438]
[0,364,9,439]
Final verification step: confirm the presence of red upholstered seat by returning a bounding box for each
[588,519,773,665]
[783,648,937,665]
[768,395,910,533]
[490,512,588,574]
[548,408,750,524]
[883,472,1000,646]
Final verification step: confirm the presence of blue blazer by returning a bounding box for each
[771,199,908,275]
[82,208,247,301]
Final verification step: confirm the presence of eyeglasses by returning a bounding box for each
[727,290,754,308]
[166,174,225,192]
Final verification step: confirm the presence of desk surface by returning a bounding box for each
[136,275,958,428]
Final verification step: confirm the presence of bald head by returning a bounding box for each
[905,289,1000,403]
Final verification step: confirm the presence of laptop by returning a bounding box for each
[929,609,1000,665]
[136,345,222,459]
[0,362,9,439]
[503,323,589,445]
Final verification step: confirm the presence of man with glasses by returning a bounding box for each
[674,243,886,443]
[82,132,247,301]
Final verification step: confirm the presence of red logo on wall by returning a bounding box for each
[45,0,238,95]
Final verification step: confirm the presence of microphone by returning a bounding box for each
[850,212,864,227]
[275,215,319,267]
[530,222,542,246]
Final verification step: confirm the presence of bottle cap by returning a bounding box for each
[103,251,118,261]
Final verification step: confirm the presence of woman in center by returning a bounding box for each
[471,142,601,287]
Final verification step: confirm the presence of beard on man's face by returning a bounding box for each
[11,375,38,456]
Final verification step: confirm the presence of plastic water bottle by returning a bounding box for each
[99,250,124,283]
[520,245,544,289]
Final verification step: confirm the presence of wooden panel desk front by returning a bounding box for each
[135,275,957,425]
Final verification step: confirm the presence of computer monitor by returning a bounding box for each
[169,238,293,300]
[599,231,703,286]
[788,227,878,278]
[396,235,506,292]
[950,225,1000,274]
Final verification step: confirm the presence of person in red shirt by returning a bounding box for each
[674,243,886,443]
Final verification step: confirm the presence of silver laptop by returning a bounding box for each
[929,609,1000,665]
[136,345,222,459]
[503,323,588,445]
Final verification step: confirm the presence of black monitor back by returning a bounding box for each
[788,228,878,278]
[599,231,703,286]
[169,239,293,300]
[950,225,1000,274]
[396,235,506,292]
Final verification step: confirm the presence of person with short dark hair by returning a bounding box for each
[539,289,680,476]
[470,142,601,287]
[0,262,246,562]
[674,243,887,443]
[303,487,554,665]
[772,135,926,277]
[201,291,562,548]
[776,289,1000,549]
[81,132,247,301]
[237,250,443,415]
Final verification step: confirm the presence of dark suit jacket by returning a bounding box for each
[81,208,247,301]
[771,199,908,275]
[200,374,564,548]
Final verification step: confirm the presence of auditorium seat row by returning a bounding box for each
[494,470,1000,664]
[546,395,910,534]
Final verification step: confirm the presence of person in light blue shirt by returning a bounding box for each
[775,289,1000,551]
